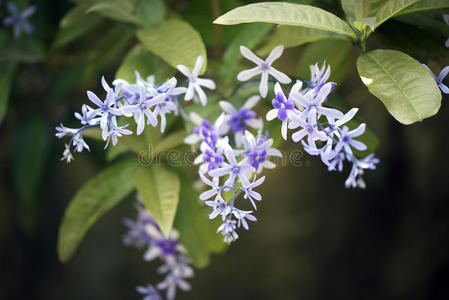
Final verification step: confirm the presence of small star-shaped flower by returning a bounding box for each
[237,45,291,98]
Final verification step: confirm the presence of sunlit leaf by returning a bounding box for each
[258,26,348,56]
[58,160,138,262]
[134,165,180,237]
[214,2,356,39]
[137,19,207,74]
[395,0,449,16]
[375,0,419,29]
[357,49,441,125]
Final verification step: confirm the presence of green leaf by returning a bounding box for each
[354,0,370,20]
[354,16,377,31]
[0,63,18,124]
[258,26,348,56]
[341,0,388,22]
[12,115,50,234]
[213,2,356,39]
[357,49,441,125]
[84,24,135,82]
[220,23,273,83]
[115,44,175,83]
[137,19,207,74]
[395,0,449,16]
[135,165,180,237]
[174,170,226,268]
[153,130,187,154]
[296,39,353,84]
[375,0,419,29]
[53,5,104,48]
[136,0,166,26]
[86,0,139,25]
[58,160,138,262]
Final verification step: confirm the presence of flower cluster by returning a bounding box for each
[185,96,282,244]
[124,199,193,300]
[55,57,214,162]
[2,2,36,39]
[264,65,378,188]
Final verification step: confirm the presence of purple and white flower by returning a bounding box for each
[177,56,216,106]
[237,45,291,97]
[3,2,36,39]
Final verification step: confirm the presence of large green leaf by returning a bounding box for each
[58,160,138,262]
[341,0,388,22]
[395,0,449,16]
[375,0,419,28]
[0,63,18,124]
[214,2,356,39]
[137,19,207,74]
[357,49,441,125]
[134,165,180,237]
[220,23,273,83]
[174,170,226,268]
[115,44,175,83]
[258,26,348,56]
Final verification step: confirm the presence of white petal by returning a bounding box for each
[184,84,194,100]
[281,120,288,140]
[266,109,278,121]
[189,112,203,125]
[237,67,261,81]
[269,68,291,84]
[240,45,264,65]
[176,64,191,77]
[265,45,284,65]
[197,78,216,90]
[192,56,204,76]
[195,85,208,106]
[219,101,236,114]
[259,72,268,97]
[243,95,260,109]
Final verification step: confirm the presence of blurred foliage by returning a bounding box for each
[1,0,449,300]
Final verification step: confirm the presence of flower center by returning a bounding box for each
[232,166,240,174]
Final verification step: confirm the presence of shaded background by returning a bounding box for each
[1,0,449,300]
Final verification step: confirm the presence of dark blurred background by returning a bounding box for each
[1,0,449,300]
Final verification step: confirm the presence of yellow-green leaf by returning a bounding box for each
[137,19,207,74]
[258,26,348,56]
[375,0,419,28]
[115,44,175,83]
[395,0,449,16]
[214,2,356,39]
[357,49,441,125]
[58,160,138,262]
[134,165,180,237]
